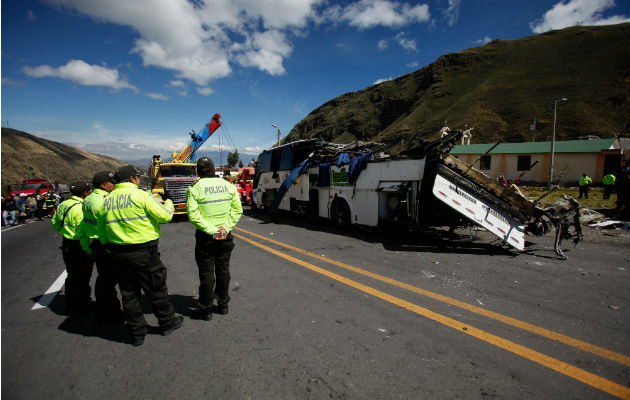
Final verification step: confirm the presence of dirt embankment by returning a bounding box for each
[1,128,128,195]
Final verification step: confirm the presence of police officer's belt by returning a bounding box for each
[106,239,159,253]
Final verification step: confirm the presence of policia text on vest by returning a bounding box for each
[186,157,243,321]
[95,166,183,346]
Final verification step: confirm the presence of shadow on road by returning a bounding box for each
[39,294,129,344]
[29,292,198,345]
[243,207,519,258]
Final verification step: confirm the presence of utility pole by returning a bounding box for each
[549,98,567,186]
[530,118,536,142]
[271,124,281,147]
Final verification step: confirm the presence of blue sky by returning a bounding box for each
[2,0,629,162]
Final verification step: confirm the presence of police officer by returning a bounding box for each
[602,171,616,200]
[83,171,124,324]
[578,173,592,199]
[51,182,93,314]
[186,157,243,321]
[97,165,182,346]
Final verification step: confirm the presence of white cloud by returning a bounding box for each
[1,77,25,86]
[39,0,433,90]
[406,61,419,68]
[93,121,109,135]
[44,0,231,85]
[339,0,430,29]
[230,0,321,29]
[27,10,36,21]
[474,36,492,45]
[22,59,137,91]
[197,87,214,96]
[530,0,630,33]
[243,145,264,154]
[377,39,388,50]
[167,80,188,96]
[145,92,169,101]
[394,32,418,51]
[234,30,293,75]
[373,77,393,85]
[442,0,461,27]
[41,0,314,86]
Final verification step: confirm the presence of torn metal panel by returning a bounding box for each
[442,154,538,218]
[252,128,583,258]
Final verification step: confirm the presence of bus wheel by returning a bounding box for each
[331,198,351,227]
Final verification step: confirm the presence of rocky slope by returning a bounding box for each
[2,128,128,195]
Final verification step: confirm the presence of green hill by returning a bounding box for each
[1,128,128,195]
[285,23,630,152]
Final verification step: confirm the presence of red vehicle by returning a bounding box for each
[229,167,254,204]
[10,178,56,197]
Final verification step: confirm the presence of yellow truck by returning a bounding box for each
[149,113,222,214]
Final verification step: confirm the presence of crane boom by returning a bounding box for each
[172,113,222,163]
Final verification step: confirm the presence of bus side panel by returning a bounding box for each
[355,159,425,189]
[326,182,379,226]
[279,173,310,211]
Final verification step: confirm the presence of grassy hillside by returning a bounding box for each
[1,128,128,195]
[286,23,630,152]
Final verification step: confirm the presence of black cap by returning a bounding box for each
[70,182,91,196]
[197,157,215,176]
[197,157,214,170]
[93,171,115,187]
[115,165,139,182]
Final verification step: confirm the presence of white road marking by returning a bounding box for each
[2,224,25,232]
[32,270,67,310]
[1,220,38,232]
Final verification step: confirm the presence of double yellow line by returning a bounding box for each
[234,227,629,399]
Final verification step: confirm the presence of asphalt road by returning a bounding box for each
[2,209,629,399]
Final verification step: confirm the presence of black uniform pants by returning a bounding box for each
[603,184,614,199]
[110,242,176,338]
[195,230,235,310]
[578,185,589,199]
[91,241,122,318]
[61,238,94,312]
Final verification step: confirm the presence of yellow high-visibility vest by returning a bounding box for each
[96,182,174,245]
[186,177,243,236]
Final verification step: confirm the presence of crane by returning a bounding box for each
[171,113,222,163]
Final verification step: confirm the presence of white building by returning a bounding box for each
[449,138,623,184]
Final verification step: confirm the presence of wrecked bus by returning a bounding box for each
[251,130,582,259]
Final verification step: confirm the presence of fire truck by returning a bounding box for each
[149,113,221,214]
[251,129,582,259]
[10,178,56,197]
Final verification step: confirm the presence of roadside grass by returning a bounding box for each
[519,186,617,209]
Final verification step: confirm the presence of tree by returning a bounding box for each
[227,149,239,168]
[238,160,244,168]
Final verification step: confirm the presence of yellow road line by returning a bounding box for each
[234,232,629,399]
[234,227,630,367]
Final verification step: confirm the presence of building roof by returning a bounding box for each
[450,138,618,155]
